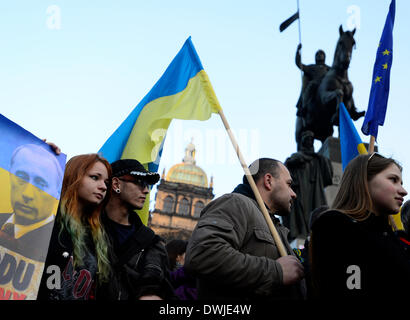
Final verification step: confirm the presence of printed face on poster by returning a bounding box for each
[0,114,66,300]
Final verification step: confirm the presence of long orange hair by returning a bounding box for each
[59,153,112,282]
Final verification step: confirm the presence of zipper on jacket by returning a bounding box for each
[134,249,144,267]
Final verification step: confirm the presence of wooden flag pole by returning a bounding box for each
[368,135,398,229]
[368,135,376,153]
[218,109,288,257]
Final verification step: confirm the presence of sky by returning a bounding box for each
[1,0,410,211]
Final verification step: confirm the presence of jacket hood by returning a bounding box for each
[232,181,279,223]
[232,180,255,200]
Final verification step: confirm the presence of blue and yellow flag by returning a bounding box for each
[0,113,66,299]
[339,102,367,170]
[99,37,222,224]
[361,0,395,139]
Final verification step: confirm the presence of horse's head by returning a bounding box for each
[333,25,356,70]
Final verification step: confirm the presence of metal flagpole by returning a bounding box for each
[297,0,303,82]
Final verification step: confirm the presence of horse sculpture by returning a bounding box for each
[295,25,365,150]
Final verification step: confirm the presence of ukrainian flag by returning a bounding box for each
[339,102,367,170]
[99,37,222,224]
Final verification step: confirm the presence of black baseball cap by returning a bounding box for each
[111,159,160,185]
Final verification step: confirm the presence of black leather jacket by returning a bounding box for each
[101,211,176,300]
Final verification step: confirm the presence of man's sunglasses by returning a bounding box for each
[118,178,149,189]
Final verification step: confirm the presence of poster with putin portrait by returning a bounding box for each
[0,114,66,300]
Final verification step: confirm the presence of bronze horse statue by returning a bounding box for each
[295,25,365,150]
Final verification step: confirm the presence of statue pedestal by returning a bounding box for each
[318,136,376,206]
[318,137,342,206]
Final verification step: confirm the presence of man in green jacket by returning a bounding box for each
[185,158,306,300]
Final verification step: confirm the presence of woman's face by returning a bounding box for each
[368,164,408,216]
[77,161,109,206]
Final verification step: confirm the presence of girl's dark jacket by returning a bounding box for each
[310,210,410,298]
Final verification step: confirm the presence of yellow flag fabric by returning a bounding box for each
[122,70,221,163]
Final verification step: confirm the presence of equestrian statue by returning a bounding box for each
[295,25,365,150]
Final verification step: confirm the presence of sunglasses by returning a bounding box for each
[118,178,149,189]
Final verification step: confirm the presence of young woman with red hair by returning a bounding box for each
[37,154,113,300]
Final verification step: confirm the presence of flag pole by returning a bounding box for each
[297,0,302,46]
[217,109,288,257]
[368,135,376,153]
[296,0,303,82]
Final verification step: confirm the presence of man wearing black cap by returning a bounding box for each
[101,159,175,300]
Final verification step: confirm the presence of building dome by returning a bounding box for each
[166,163,208,187]
[165,139,209,188]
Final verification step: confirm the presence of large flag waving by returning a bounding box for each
[339,102,367,170]
[99,37,221,224]
[361,0,395,139]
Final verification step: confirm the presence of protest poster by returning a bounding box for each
[0,114,66,300]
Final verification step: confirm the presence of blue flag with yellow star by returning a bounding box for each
[361,0,395,139]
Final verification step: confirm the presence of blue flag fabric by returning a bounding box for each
[361,0,395,138]
[339,103,367,170]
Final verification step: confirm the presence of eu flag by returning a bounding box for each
[361,0,395,139]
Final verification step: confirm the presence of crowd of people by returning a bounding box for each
[4,144,410,300]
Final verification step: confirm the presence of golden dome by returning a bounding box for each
[165,139,209,188]
[166,163,208,187]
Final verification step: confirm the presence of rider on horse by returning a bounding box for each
[295,25,365,151]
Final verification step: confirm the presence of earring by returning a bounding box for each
[115,189,121,194]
